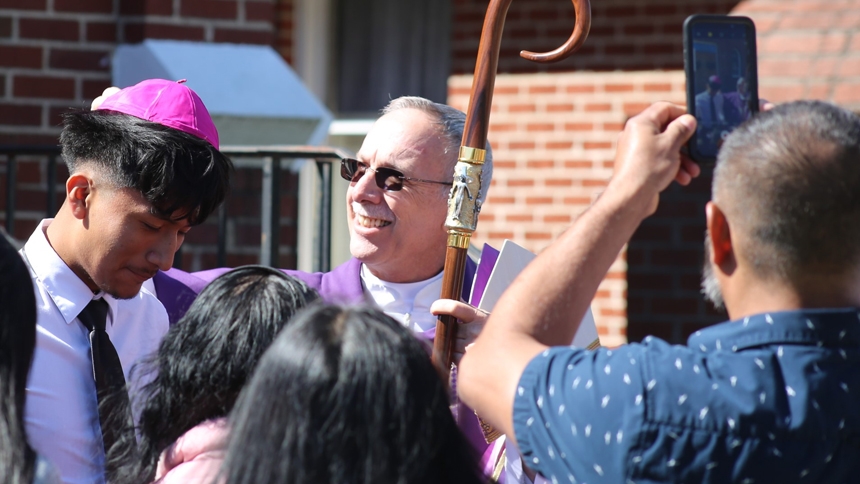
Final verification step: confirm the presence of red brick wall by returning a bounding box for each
[734,0,860,110]
[448,71,686,347]
[0,0,277,143]
[452,0,742,75]
[274,0,292,64]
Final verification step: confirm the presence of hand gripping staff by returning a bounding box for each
[432,0,592,376]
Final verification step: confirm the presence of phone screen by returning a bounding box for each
[685,16,757,161]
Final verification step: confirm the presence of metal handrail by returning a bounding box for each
[0,144,349,272]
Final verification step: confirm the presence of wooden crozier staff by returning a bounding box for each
[432,0,593,376]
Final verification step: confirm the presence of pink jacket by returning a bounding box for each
[153,418,229,484]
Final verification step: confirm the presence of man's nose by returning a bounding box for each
[351,167,382,202]
[147,232,182,271]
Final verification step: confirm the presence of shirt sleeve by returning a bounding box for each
[512,346,647,484]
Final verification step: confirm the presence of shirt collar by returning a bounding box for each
[360,264,443,333]
[687,308,860,354]
[23,219,116,325]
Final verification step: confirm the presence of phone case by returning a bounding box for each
[683,15,759,164]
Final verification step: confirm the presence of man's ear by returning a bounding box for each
[705,201,735,273]
[66,174,92,220]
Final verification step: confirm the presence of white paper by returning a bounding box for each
[478,240,600,349]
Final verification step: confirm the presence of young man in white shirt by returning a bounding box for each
[21,80,232,484]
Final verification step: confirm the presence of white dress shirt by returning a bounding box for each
[22,220,169,484]
[360,264,443,334]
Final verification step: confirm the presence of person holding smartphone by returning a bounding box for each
[459,100,860,484]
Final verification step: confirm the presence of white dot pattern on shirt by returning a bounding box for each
[517,312,860,484]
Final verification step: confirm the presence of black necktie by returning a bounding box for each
[77,298,133,470]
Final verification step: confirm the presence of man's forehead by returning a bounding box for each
[358,111,447,168]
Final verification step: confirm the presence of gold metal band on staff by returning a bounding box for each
[459,146,486,164]
[447,229,472,249]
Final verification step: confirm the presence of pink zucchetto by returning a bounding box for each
[94,79,220,149]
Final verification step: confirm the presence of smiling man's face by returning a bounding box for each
[346,108,453,283]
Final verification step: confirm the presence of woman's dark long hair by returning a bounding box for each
[223,305,485,484]
[110,266,318,483]
[0,233,37,484]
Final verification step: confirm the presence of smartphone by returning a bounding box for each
[683,15,759,163]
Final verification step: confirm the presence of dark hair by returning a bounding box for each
[0,232,37,484]
[714,100,860,280]
[110,266,319,483]
[223,305,485,484]
[60,110,233,225]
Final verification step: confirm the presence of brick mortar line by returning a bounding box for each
[0,12,273,29]
[116,16,273,29]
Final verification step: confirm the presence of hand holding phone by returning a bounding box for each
[683,15,759,164]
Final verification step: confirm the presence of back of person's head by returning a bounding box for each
[60,110,232,225]
[714,100,860,282]
[223,305,484,484]
[113,266,318,483]
[0,232,37,484]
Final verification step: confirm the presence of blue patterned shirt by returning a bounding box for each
[513,308,860,484]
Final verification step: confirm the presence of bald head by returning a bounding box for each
[713,101,860,281]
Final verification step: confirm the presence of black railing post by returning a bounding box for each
[260,156,281,267]
[316,159,332,273]
[217,203,227,267]
[5,155,16,235]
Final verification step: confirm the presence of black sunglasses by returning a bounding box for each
[339,158,451,192]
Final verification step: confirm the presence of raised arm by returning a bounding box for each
[457,102,699,441]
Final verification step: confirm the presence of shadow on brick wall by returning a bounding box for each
[626,165,726,345]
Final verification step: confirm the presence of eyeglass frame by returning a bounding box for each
[339,158,451,192]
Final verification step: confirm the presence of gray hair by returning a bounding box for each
[714,100,860,280]
[383,96,493,206]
